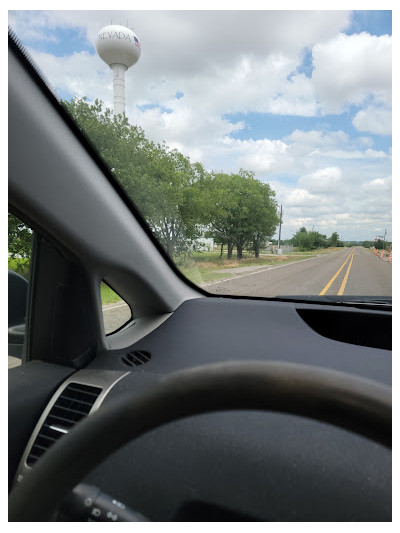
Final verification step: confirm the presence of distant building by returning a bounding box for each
[192,238,214,252]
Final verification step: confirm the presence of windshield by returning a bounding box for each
[8,10,392,301]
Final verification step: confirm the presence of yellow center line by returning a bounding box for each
[338,250,354,295]
[319,250,353,296]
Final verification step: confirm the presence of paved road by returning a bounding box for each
[202,247,392,298]
[102,301,132,335]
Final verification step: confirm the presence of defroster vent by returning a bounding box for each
[121,350,151,367]
[26,382,102,467]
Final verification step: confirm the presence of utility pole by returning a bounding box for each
[383,229,386,250]
[277,204,282,255]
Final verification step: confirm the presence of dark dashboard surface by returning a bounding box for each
[9,297,392,521]
[92,297,391,383]
[84,297,391,521]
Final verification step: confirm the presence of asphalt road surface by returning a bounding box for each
[202,247,392,298]
[102,301,132,335]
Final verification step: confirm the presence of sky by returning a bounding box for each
[7,5,393,242]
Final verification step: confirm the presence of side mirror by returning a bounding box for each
[8,270,28,357]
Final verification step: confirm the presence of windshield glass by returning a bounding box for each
[8,10,392,301]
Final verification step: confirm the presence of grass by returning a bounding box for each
[101,282,123,305]
[175,249,335,285]
[311,247,344,255]
[177,266,234,285]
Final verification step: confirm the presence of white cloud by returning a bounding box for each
[129,104,245,163]
[269,73,317,117]
[361,175,392,193]
[27,48,114,103]
[221,138,288,174]
[352,106,392,135]
[322,148,387,160]
[298,167,343,194]
[286,188,323,208]
[312,32,392,114]
[284,129,349,150]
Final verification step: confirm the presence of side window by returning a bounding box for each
[8,212,132,365]
[8,213,33,368]
[101,282,132,335]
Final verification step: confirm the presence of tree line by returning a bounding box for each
[287,229,392,251]
[289,228,343,251]
[361,239,391,250]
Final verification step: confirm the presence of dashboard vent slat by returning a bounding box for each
[26,383,102,467]
[121,350,151,367]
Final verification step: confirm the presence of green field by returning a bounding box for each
[100,283,123,305]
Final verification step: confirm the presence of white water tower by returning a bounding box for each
[96,24,141,116]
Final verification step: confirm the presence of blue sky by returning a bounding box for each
[21,26,94,56]
[224,109,390,152]
[8,9,392,242]
[346,10,392,35]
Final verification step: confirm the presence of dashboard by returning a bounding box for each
[9,297,392,521]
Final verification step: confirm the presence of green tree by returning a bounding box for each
[296,230,313,251]
[144,147,206,257]
[63,97,154,214]
[291,227,306,248]
[8,213,33,259]
[328,232,340,247]
[63,98,206,258]
[8,213,33,279]
[203,170,279,260]
[201,172,237,258]
[309,231,328,249]
[292,228,328,251]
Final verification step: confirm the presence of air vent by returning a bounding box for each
[121,350,151,367]
[26,383,102,467]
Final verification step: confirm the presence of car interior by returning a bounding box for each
[8,31,391,522]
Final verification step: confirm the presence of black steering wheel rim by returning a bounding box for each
[8,361,391,521]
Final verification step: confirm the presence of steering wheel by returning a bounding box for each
[8,361,391,521]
